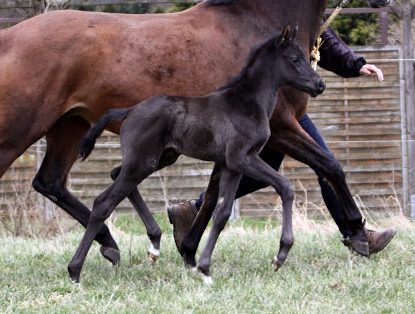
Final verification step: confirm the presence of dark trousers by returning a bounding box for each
[197,113,352,237]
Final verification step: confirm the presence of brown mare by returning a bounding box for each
[0,0,387,266]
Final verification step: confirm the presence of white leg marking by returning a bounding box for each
[148,244,160,257]
[199,273,213,285]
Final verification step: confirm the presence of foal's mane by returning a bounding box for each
[217,33,281,92]
[206,0,238,6]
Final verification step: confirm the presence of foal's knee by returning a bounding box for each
[110,166,122,181]
[279,178,294,203]
[90,195,113,222]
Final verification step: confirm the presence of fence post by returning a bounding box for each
[400,0,415,218]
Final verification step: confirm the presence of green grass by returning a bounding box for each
[0,214,414,313]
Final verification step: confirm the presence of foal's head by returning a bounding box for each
[218,24,325,97]
[268,24,326,97]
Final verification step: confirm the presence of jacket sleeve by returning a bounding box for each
[317,25,366,78]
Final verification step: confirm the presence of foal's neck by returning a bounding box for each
[240,57,281,118]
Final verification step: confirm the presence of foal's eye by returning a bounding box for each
[292,57,300,63]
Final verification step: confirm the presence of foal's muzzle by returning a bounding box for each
[309,79,325,97]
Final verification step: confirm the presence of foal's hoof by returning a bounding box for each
[67,265,81,284]
[271,258,282,272]
[147,252,159,263]
[147,244,160,264]
[197,267,213,285]
[100,246,121,265]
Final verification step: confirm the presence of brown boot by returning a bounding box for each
[365,227,397,254]
[342,227,397,255]
[167,200,198,255]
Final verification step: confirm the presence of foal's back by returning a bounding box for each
[119,92,251,164]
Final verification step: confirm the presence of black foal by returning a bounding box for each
[68,25,325,284]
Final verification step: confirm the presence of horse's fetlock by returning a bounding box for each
[197,263,210,278]
[148,227,162,243]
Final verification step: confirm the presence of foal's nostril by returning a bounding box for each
[318,81,326,93]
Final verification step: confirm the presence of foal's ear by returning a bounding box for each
[279,24,291,44]
[290,24,298,41]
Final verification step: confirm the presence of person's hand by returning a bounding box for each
[359,64,384,81]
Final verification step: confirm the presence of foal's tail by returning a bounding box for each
[78,108,131,161]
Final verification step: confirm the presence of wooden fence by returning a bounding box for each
[0,46,403,219]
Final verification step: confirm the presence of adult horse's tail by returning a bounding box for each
[78,108,131,161]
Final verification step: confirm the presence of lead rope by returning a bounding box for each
[311,0,351,70]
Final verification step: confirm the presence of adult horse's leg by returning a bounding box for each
[196,167,242,284]
[110,166,162,263]
[0,138,37,179]
[32,116,120,264]
[268,120,369,255]
[0,111,48,178]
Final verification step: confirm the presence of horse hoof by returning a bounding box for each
[198,271,213,285]
[147,244,160,263]
[67,264,81,284]
[271,258,282,272]
[147,252,158,263]
[100,246,121,265]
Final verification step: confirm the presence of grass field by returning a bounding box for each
[0,212,414,313]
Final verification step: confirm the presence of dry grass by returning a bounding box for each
[0,175,77,238]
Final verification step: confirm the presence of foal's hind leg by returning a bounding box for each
[110,166,162,263]
[68,165,145,283]
[32,116,120,264]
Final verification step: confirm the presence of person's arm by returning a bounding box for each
[317,26,383,81]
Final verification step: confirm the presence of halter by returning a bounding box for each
[311,0,351,70]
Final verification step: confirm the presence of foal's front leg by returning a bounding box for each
[197,167,242,284]
[67,174,137,283]
[239,154,295,271]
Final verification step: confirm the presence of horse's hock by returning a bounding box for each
[0,47,403,219]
